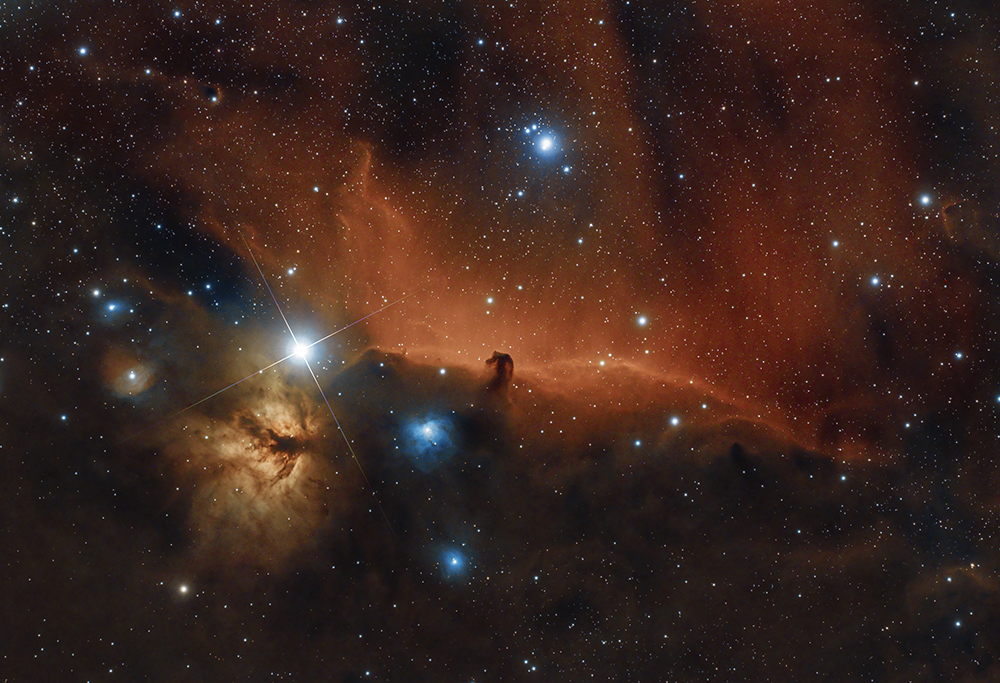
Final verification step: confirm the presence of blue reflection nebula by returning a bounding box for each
[403,416,456,472]
[441,548,466,579]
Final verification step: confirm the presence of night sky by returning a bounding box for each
[4,0,1000,681]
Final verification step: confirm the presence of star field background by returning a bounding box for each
[4,0,1000,681]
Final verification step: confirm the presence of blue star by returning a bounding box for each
[441,548,467,579]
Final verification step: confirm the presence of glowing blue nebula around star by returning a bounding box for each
[524,124,562,158]
[534,132,561,157]
[440,547,468,580]
[96,298,133,328]
[403,416,456,472]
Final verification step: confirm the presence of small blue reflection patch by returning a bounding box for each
[403,416,456,471]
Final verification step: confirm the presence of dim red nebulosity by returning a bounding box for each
[104,0,979,457]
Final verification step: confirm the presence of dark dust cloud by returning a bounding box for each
[3,0,1000,681]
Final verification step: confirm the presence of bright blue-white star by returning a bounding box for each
[440,547,468,580]
[526,125,562,157]
[293,342,310,360]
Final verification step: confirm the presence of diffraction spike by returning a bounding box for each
[114,231,410,537]
[240,233,397,537]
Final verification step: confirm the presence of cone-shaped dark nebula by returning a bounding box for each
[4,1,1000,681]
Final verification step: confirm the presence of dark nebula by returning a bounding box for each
[3,0,1000,681]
